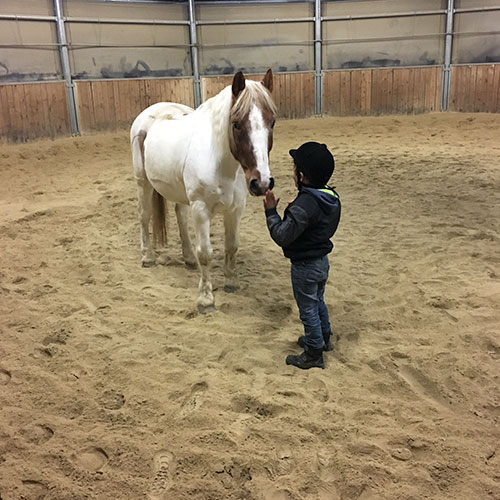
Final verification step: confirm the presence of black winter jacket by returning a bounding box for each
[265,186,341,262]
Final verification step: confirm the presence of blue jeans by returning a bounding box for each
[291,255,331,350]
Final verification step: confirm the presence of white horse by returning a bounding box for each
[130,70,277,312]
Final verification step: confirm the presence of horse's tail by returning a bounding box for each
[152,190,167,248]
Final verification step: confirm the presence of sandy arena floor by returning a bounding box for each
[1,113,499,500]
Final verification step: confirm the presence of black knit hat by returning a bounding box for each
[289,142,335,187]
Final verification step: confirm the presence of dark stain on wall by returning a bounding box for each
[335,52,438,70]
[0,71,60,83]
[468,50,500,64]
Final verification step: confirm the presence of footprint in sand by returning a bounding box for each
[180,381,208,416]
[0,367,11,385]
[306,377,329,402]
[20,424,54,445]
[148,451,175,500]
[394,361,451,410]
[98,390,125,410]
[316,449,337,483]
[22,479,48,499]
[76,446,109,471]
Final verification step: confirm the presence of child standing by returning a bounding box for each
[263,142,341,369]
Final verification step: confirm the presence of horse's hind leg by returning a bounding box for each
[136,178,156,267]
[175,203,197,268]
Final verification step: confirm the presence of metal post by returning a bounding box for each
[53,0,79,135]
[314,0,322,115]
[441,0,455,111]
[188,0,202,108]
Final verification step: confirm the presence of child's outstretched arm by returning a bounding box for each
[263,190,310,248]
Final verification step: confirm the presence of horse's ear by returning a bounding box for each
[262,69,273,93]
[232,71,246,98]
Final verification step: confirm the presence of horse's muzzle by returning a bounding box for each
[249,177,274,196]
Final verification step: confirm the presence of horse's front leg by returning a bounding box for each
[223,206,243,293]
[191,200,214,313]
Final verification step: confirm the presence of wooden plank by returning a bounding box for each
[476,65,489,112]
[112,80,123,128]
[285,73,292,119]
[493,65,500,113]
[418,68,427,113]
[31,83,44,139]
[339,71,350,116]
[0,85,10,137]
[437,67,443,111]
[294,73,301,119]
[484,64,496,113]
[474,65,484,112]
[106,81,117,130]
[21,84,34,140]
[90,81,102,129]
[374,70,384,114]
[392,69,402,114]
[406,68,415,114]
[470,65,478,112]
[39,83,51,137]
[386,69,394,114]
[359,70,371,115]
[454,66,468,112]
[423,67,436,112]
[349,70,361,115]
[306,73,315,116]
[75,81,90,131]
[401,68,411,114]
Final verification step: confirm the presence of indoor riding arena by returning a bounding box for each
[1,1,499,500]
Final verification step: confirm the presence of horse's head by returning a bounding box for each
[229,69,277,196]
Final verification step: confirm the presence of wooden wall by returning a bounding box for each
[324,66,442,116]
[0,82,70,142]
[2,65,500,142]
[74,78,194,133]
[449,64,500,113]
[202,72,315,119]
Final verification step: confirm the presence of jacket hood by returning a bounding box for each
[301,186,339,214]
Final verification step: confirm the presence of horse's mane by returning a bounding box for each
[231,80,277,121]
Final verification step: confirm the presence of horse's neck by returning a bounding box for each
[198,88,239,175]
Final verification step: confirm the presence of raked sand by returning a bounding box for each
[1,113,499,500]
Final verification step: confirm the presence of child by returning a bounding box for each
[263,142,341,369]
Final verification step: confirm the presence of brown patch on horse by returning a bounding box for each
[228,71,277,176]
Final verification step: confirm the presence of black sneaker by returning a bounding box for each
[297,332,333,352]
[286,348,325,370]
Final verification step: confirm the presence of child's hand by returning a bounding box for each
[263,189,280,210]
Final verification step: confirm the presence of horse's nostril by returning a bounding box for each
[249,178,259,193]
[269,177,275,191]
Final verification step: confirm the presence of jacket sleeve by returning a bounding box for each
[265,202,311,248]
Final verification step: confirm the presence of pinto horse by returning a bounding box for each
[130,70,277,312]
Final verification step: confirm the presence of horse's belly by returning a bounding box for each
[144,122,190,204]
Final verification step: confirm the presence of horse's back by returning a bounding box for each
[130,102,194,141]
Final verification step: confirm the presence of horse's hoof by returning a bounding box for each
[141,260,156,268]
[185,260,198,270]
[224,284,239,293]
[197,303,215,314]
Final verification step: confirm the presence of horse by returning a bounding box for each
[130,70,277,312]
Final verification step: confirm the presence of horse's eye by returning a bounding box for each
[233,121,241,131]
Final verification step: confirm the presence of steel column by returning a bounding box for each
[441,0,455,111]
[53,0,79,135]
[188,0,202,108]
[314,0,322,115]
